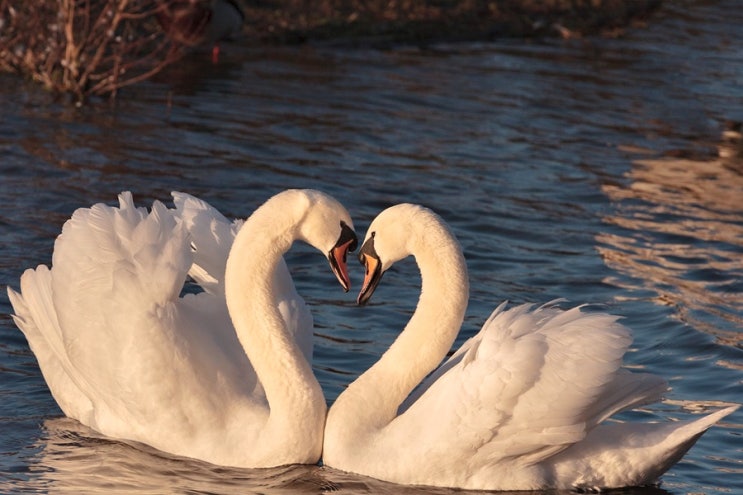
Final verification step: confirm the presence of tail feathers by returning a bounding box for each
[587,370,669,427]
[552,406,739,490]
[7,268,93,421]
[12,266,66,365]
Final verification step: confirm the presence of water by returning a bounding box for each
[1,1,741,493]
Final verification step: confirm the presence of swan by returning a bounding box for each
[323,203,738,491]
[8,189,358,468]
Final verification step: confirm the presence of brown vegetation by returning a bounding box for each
[0,1,663,101]
[0,0,185,101]
[238,0,663,45]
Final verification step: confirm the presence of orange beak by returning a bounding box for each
[327,222,357,292]
[357,238,383,305]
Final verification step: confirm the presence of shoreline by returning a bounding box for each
[237,0,664,47]
[0,0,665,100]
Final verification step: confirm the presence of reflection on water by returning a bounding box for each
[13,419,327,495]
[5,417,676,495]
[598,131,743,349]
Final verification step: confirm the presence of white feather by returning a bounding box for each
[8,190,354,468]
[324,203,738,491]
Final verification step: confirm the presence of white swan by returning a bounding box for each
[323,203,738,491]
[8,189,357,468]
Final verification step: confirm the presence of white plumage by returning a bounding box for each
[9,190,356,468]
[323,203,737,491]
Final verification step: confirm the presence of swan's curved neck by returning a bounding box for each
[224,205,323,426]
[337,218,469,429]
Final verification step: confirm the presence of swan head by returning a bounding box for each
[357,204,439,305]
[291,190,358,292]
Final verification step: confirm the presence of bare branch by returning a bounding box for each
[0,0,192,102]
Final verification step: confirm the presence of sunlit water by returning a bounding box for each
[1,1,741,493]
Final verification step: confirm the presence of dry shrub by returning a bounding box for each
[0,0,186,101]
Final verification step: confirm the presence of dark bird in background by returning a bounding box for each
[156,0,245,62]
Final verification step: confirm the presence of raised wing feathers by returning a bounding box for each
[171,191,313,363]
[172,192,243,294]
[42,193,193,423]
[397,302,660,467]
